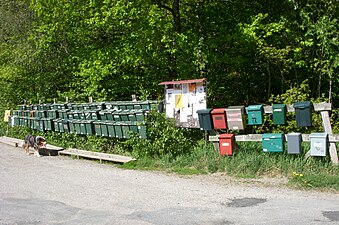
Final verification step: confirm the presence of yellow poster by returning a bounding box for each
[175,94,183,109]
[4,110,10,122]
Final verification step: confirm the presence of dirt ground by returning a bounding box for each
[1,143,339,225]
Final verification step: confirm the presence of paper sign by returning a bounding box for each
[175,94,183,109]
[4,110,10,122]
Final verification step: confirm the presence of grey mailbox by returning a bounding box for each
[287,133,302,154]
[225,106,246,130]
[309,133,328,157]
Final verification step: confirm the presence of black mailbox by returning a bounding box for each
[196,109,213,130]
[293,101,313,127]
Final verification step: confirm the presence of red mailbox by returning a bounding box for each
[211,108,227,129]
[218,134,235,156]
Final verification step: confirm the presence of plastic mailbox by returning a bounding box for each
[309,133,328,156]
[211,108,227,129]
[225,106,246,130]
[272,104,286,125]
[262,133,284,152]
[218,134,235,156]
[287,133,302,154]
[246,105,264,125]
[196,109,213,130]
[293,101,313,127]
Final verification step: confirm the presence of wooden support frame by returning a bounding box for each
[210,102,338,165]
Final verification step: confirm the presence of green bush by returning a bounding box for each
[117,110,202,159]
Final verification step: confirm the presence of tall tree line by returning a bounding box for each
[0,0,338,109]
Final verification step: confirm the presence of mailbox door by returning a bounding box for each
[294,101,313,127]
[262,133,284,152]
[310,133,328,156]
[211,109,227,129]
[272,104,286,125]
[218,134,235,156]
[287,133,302,154]
[94,122,102,136]
[197,109,213,130]
[247,105,264,125]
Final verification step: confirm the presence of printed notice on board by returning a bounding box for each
[175,94,183,109]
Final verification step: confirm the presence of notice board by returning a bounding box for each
[159,78,207,128]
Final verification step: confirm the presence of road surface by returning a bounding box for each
[0,143,338,225]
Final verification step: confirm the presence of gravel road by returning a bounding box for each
[1,143,339,225]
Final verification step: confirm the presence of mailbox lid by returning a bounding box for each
[197,109,213,115]
[218,134,235,139]
[293,101,313,109]
[309,133,328,139]
[247,104,263,111]
[211,108,226,115]
[262,133,284,140]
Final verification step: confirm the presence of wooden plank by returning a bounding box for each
[209,134,339,143]
[263,102,331,113]
[59,148,136,163]
[0,136,64,150]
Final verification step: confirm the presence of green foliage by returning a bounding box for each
[118,110,201,159]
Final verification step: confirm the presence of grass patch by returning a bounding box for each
[1,122,338,191]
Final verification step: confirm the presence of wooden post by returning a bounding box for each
[88,97,93,103]
[65,97,69,103]
[320,110,338,165]
[53,98,56,104]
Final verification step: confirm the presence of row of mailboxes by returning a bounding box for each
[262,133,329,156]
[218,132,329,157]
[197,101,313,131]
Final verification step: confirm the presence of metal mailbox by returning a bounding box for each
[196,109,213,131]
[262,133,284,152]
[138,123,147,139]
[309,133,328,156]
[287,133,302,154]
[68,120,75,133]
[211,108,227,129]
[93,121,103,136]
[293,101,313,127]
[225,106,246,130]
[272,104,287,125]
[247,105,264,125]
[106,121,115,138]
[114,122,123,138]
[218,134,235,156]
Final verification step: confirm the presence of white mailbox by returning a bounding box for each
[309,133,328,157]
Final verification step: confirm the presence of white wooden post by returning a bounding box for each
[320,110,338,165]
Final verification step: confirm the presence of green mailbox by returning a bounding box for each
[47,110,58,119]
[293,101,313,127]
[13,116,20,126]
[121,123,130,138]
[246,105,264,125]
[93,121,103,136]
[128,121,139,134]
[42,118,53,131]
[62,120,70,133]
[37,119,45,132]
[98,111,106,121]
[73,120,82,134]
[196,109,213,130]
[106,121,116,138]
[101,122,109,137]
[272,104,287,125]
[138,123,147,139]
[114,122,123,138]
[68,120,75,133]
[53,119,60,132]
[83,120,94,135]
[79,121,86,135]
[59,109,70,119]
[262,133,285,152]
